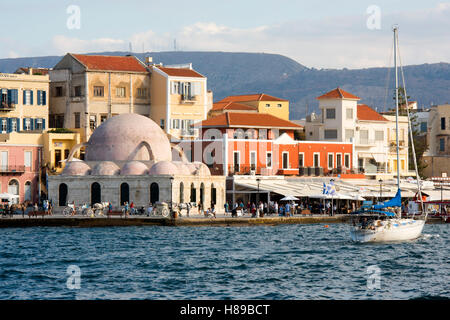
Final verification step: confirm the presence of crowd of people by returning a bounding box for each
[0,200,53,218]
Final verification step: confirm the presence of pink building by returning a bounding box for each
[0,143,42,204]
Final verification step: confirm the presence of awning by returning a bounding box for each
[371,153,386,164]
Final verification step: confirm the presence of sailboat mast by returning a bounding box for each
[393,26,402,218]
[394,27,401,189]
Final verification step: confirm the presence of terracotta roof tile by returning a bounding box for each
[357,104,388,121]
[156,66,205,78]
[316,87,360,100]
[211,101,257,112]
[219,93,288,102]
[72,54,148,72]
[195,112,303,129]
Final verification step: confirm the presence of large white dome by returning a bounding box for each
[85,114,172,162]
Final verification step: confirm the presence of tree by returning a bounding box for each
[390,88,428,177]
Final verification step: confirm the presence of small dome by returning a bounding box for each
[171,161,191,175]
[121,161,149,175]
[148,161,179,175]
[61,161,91,176]
[91,161,120,176]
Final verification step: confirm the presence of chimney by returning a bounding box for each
[28,68,33,75]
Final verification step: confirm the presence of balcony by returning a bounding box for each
[227,165,263,176]
[181,94,197,104]
[0,102,16,112]
[0,165,25,174]
[180,128,199,138]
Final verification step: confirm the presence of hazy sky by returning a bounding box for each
[1,0,449,69]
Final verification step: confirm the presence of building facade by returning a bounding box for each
[149,64,211,140]
[49,54,151,143]
[0,132,43,204]
[215,93,290,121]
[304,88,411,179]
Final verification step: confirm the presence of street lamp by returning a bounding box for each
[170,176,174,211]
[256,178,261,204]
[379,179,383,200]
[330,179,335,216]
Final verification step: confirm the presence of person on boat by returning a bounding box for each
[361,217,368,229]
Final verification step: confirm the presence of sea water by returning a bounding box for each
[0,224,448,299]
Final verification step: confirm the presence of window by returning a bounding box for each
[24,118,31,131]
[93,86,104,97]
[298,153,304,167]
[137,88,147,98]
[250,151,257,171]
[1,119,7,133]
[11,119,17,132]
[89,115,96,130]
[420,122,427,133]
[336,153,342,168]
[64,149,70,160]
[440,138,445,152]
[35,119,43,130]
[100,115,107,123]
[24,181,31,201]
[360,130,369,144]
[282,152,289,169]
[37,90,46,105]
[441,117,446,130]
[24,90,32,105]
[277,103,282,108]
[324,129,338,139]
[345,129,354,141]
[326,108,336,119]
[172,119,180,129]
[344,154,350,168]
[313,153,320,167]
[171,81,180,94]
[179,182,184,203]
[328,153,334,169]
[233,152,240,172]
[116,87,126,97]
[265,103,270,108]
[375,130,384,141]
[55,86,63,97]
[74,113,80,128]
[25,151,32,168]
[346,108,353,119]
[55,150,62,168]
[74,86,82,97]
[160,119,165,129]
[266,152,272,168]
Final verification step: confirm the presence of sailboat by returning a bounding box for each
[350,26,426,242]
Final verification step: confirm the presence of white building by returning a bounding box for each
[305,88,412,179]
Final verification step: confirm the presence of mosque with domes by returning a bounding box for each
[47,113,225,212]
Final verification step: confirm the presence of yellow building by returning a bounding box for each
[216,93,290,121]
[42,129,82,174]
[150,64,212,140]
[0,71,49,133]
[49,53,151,143]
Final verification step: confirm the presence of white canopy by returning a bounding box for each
[280,195,299,201]
[0,193,19,202]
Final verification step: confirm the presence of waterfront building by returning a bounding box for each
[213,93,290,121]
[47,113,225,211]
[49,54,151,144]
[149,63,211,140]
[423,104,450,177]
[304,87,411,179]
[0,71,49,134]
[0,132,43,204]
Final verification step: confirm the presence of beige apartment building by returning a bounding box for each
[149,64,211,140]
[0,71,49,133]
[49,54,151,143]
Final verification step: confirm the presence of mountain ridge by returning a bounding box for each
[1,51,449,119]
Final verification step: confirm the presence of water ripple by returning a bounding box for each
[0,224,448,299]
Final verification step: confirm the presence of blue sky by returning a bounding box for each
[1,0,449,68]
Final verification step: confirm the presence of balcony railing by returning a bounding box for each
[0,165,25,173]
[181,94,196,103]
[0,102,15,111]
[227,165,262,176]
[180,128,199,137]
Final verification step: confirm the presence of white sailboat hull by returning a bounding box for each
[350,219,425,242]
